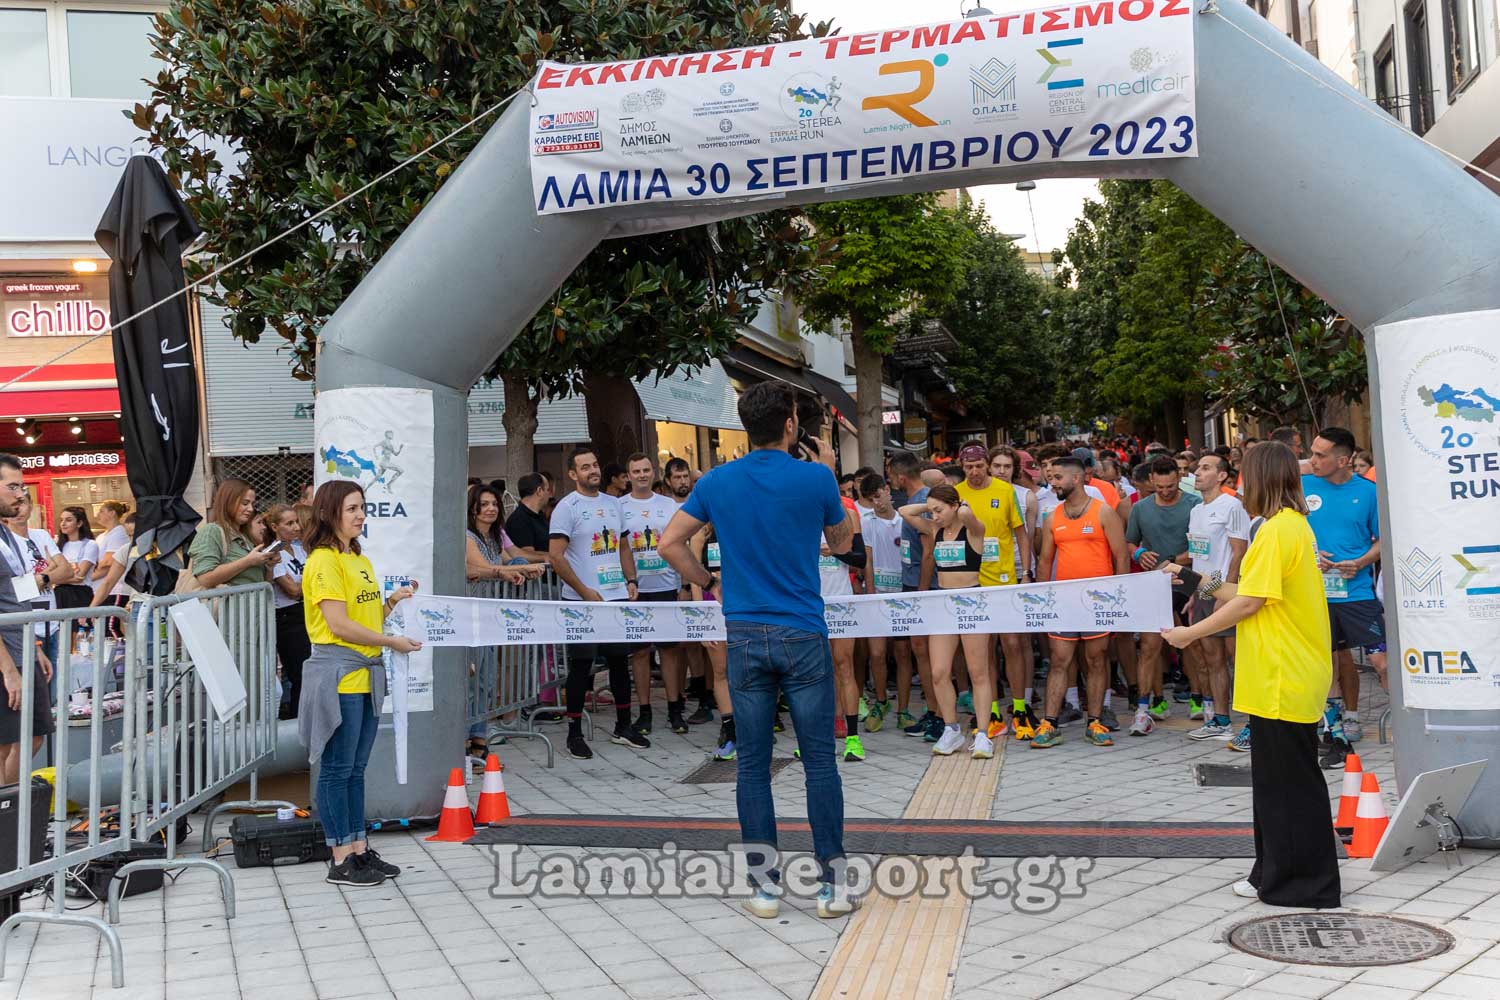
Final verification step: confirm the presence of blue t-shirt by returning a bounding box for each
[681,449,846,635]
[900,486,930,589]
[1302,473,1380,603]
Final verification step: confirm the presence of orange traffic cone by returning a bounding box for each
[426,767,476,843]
[1347,772,1390,859]
[473,754,512,825]
[1334,752,1363,836]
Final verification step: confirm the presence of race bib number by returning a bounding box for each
[706,543,720,568]
[900,538,912,566]
[875,569,902,593]
[1323,571,1349,600]
[635,552,666,573]
[819,555,841,572]
[934,540,967,569]
[597,564,625,588]
[1188,534,1210,559]
[982,536,1001,563]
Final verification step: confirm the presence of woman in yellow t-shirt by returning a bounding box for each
[1163,442,1338,909]
[299,480,421,888]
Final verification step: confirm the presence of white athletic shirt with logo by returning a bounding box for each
[861,509,904,593]
[818,534,854,597]
[1187,492,1251,582]
[550,490,629,601]
[619,492,682,592]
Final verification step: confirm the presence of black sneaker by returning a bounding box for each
[327,857,384,887]
[772,713,785,733]
[612,723,651,750]
[1058,703,1085,725]
[669,708,689,734]
[567,729,594,760]
[687,704,714,726]
[1320,737,1353,770]
[905,710,935,737]
[355,848,401,878]
[636,708,653,735]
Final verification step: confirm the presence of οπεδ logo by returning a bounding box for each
[536,109,598,131]
[1403,647,1479,675]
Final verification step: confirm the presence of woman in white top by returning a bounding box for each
[264,505,312,719]
[54,506,99,612]
[91,501,131,638]
[7,493,74,693]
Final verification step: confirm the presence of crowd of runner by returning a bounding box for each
[520,425,1386,771]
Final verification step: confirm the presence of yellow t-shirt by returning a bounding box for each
[1232,509,1332,723]
[303,547,384,694]
[955,478,1024,586]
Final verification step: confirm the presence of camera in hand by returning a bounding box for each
[794,395,825,461]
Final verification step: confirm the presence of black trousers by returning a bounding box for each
[274,603,312,719]
[565,644,632,720]
[1248,715,1342,908]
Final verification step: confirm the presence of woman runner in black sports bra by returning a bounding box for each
[897,484,994,759]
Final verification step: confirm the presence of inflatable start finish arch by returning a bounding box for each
[312,1,1500,836]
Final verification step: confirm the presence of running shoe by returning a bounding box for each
[669,707,689,735]
[355,848,402,879]
[834,716,848,739]
[932,726,965,756]
[896,710,916,732]
[1320,737,1353,770]
[1188,697,1205,720]
[1099,705,1120,732]
[986,714,1008,740]
[772,713,785,733]
[844,735,866,762]
[1057,703,1084,726]
[924,715,944,743]
[865,701,886,733]
[713,738,737,761]
[1128,709,1155,737]
[1228,726,1251,752]
[1085,720,1113,746]
[1343,717,1363,743]
[1030,720,1062,748]
[1232,878,1259,899]
[566,729,593,760]
[858,697,869,721]
[326,857,384,887]
[816,884,857,919]
[1012,709,1036,742]
[1147,698,1170,720]
[1188,719,1233,741]
[957,691,974,714]
[611,724,651,750]
[1172,686,1192,704]
[742,885,781,919]
[635,707,653,735]
[905,710,935,737]
[686,704,714,726]
[971,731,995,760]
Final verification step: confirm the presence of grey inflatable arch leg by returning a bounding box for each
[318,1,1500,831]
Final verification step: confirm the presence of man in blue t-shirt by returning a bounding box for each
[661,382,856,920]
[1303,426,1384,767]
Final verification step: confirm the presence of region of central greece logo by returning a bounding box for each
[1037,37,1086,117]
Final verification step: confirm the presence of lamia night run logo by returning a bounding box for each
[1011,588,1060,627]
[499,606,537,638]
[885,597,923,634]
[945,593,990,632]
[1084,585,1130,626]
[618,605,656,639]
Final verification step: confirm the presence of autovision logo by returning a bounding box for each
[1037,38,1087,116]
[969,57,1018,121]
[861,55,950,131]
[536,109,598,131]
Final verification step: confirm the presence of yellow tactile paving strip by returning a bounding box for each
[811,743,1005,1000]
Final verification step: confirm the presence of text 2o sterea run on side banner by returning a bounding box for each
[528,0,1198,215]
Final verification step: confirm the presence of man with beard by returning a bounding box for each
[0,455,54,783]
[1127,457,1202,726]
[621,453,688,735]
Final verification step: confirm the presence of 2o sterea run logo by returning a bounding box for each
[319,424,406,496]
[499,606,534,627]
[781,73,844,120]
[1397,344,1500,460]
[1010,589,1057,614]
[418,606,455,630]
[1083,585,1128,610]
[619,606,655,626]
[946,592,989,616]
[862,54,949,128]
[555,605,595,629]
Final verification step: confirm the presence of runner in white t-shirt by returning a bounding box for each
[619,454,688,736]
[1181,454,1250,742]
[859,475,903,735]
[821,494,865,762]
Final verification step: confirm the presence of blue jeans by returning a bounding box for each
[316,693,378,846]
[726,622,844,885]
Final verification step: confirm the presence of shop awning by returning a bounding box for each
[724,346,859,420]
[633,359,742,430]
[0,364,120,419]
[804,370,858,424]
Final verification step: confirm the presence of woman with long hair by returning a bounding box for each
[188,478,278,588]
[300,480,421,887]
[89,501,132,635]
[263,504,312,719]
[897,485,993,759]
[54,506,98,612]
[1164,441,1339,908]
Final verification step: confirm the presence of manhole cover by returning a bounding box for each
[1228,913,1454,966]
[680,757,796,784]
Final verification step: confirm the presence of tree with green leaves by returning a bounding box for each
[801,194,973,470]
[928,205,1051,440]
[144,0,826,486]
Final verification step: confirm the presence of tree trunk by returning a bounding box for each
[1184,392,1206,452]
[849,315,886,473]
[1163,396,1185,451]
[583,372,643,465]
[500,370,540,493]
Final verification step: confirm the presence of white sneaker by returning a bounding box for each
[1128,709,1155,737]
[1232,878,1259,899]
[1343,717,1363,743]
[932,726,965,756]
[1188,719,1233,741]
[970,731,994,760]
[742,886,781,919]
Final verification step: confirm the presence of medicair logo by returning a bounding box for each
[1095,47,1191,102]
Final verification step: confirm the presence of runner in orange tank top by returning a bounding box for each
[1034,457,1129,749]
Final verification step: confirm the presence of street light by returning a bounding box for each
[963,2,994,16]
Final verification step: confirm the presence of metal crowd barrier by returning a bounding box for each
[0,606,132,987]
[466,569,569,766]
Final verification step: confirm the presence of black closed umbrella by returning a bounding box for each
[95,155,204,595]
